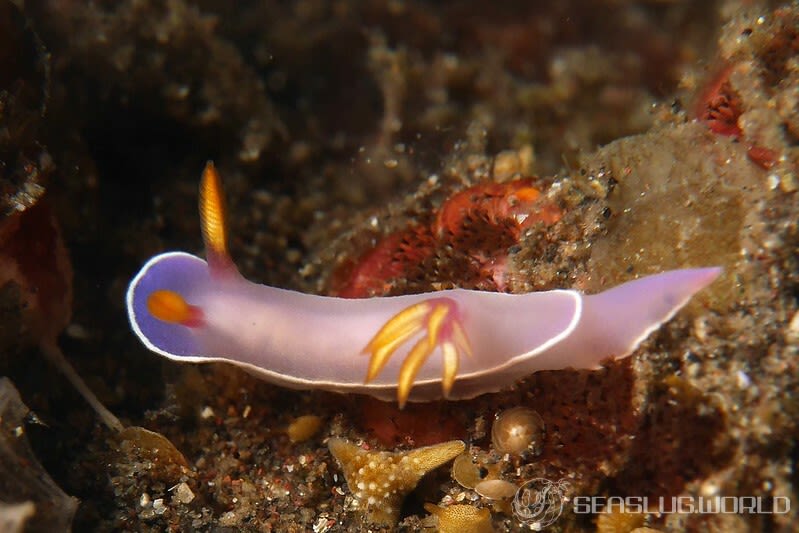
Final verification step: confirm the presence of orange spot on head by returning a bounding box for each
[146,290,204,328]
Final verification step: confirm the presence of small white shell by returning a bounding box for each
[491,407,545,456]
[474,479,518,500]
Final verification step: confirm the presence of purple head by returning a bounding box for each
[126,252,210,359]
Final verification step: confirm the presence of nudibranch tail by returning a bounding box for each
[363,298,472,407]
[199,161,238,277]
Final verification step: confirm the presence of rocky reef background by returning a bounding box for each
[0,0,797,531]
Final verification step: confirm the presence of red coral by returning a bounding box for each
[330,178,562,298]
[695,64,780,170]
[433,178,561,238]
[334,225,436,298]
[695,64,742,137]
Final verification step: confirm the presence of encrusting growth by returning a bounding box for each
[424,503,495,533]
[328,437,465,525]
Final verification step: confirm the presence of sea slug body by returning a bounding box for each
[126,163,721,407]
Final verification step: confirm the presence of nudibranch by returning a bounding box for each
[127,163,721,408]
